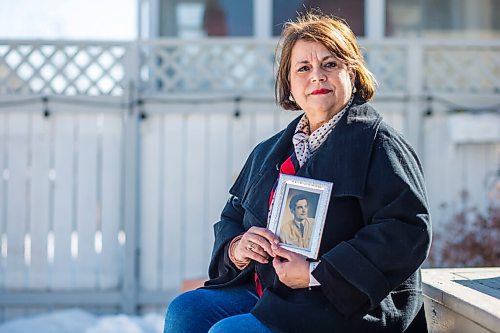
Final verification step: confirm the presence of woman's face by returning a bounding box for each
[289,39,354,120]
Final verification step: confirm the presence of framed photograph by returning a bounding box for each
[267,174,333,259]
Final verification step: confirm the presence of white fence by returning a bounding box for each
[0,39,499,321]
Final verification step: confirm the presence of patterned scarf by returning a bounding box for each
[293,96,353,168]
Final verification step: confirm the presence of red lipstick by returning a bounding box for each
[310,88,332,95]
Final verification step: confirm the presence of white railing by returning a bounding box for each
[0,38,499,321]
[0,41,127,96]
[2,39,500,96]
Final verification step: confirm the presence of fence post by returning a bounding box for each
[405,41,425,155]
[121,41,141,315]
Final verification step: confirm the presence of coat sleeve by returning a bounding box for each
[205,147,260,286]
[312,127,432,317]
[205,195,254,286]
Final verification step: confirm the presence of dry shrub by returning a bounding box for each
[426,189,500,268]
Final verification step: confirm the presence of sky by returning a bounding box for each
[0,0,136,40]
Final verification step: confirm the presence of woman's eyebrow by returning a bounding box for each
[295,60,310,65]
[294,55,335,66]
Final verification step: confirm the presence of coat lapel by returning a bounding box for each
[238,98,382,227]
[236,114,301,226]
[297,100,382,197]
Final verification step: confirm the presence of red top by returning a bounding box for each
[255,154,299,297]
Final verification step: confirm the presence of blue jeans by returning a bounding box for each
[164,284,276,333]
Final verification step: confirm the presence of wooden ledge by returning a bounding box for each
[422,267,500,333]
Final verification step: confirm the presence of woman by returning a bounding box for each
[165,11,431,333]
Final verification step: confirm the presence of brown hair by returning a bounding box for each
[275,11,377,110]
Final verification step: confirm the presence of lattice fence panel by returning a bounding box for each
[362,44,407,94]
[424,46,500,93]
[139,41,276,94]
[2,40,499,97]
[0,43,126,96]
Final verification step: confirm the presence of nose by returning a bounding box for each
[311,67,326,82]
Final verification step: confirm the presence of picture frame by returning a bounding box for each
[267,174,333,259]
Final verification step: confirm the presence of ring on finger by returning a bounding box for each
[247,242,255,251]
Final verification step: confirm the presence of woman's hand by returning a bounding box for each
[272,244,310,289]
[234,227,280,264]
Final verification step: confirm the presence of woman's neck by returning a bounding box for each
[306,114,334,133]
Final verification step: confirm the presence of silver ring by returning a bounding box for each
[247,242,255,251]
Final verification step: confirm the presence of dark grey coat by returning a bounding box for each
[204,96,431,333]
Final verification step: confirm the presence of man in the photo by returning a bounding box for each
[280,193,315,248]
